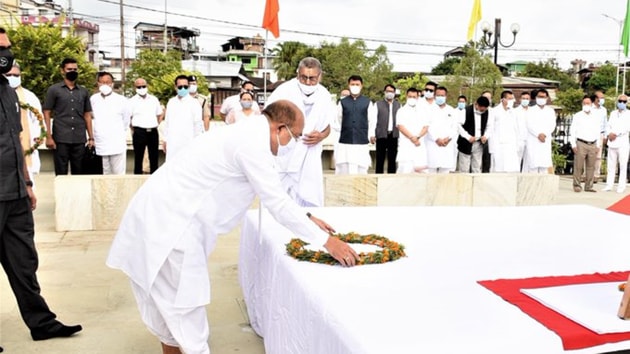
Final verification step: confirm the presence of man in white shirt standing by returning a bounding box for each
[603,94,630,193]
[266,57,334,207]
[164,75,203,162]
[592,90,608,182]
[425,86,458,173]
[129,78,163,174]
[514,91,531,171]
[569,96,601,192]
[525,89,556,174]
[489,90,520,172]
[90,71,131,175]
[396,88,429,173]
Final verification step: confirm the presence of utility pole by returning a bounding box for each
[68,0,74,34]
[163,0,167,54]
[119,0,126,92]
[602,14,622,95]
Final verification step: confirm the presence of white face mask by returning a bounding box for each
[99,84,113,96]
[520,99,530,107]
[536,97,547,106]
[6,75,20,88]
[406,98,417,107]
[298,82,318,96]
[189,84,198,94]
[506,99,515,108]
[582,105,591,113]
[136,87,148,96]
[349,85,361,95]
[276,131,297,157]
[385,92,395,100]
[424,90,434,99]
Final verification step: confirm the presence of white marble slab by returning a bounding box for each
[55,176,93,231]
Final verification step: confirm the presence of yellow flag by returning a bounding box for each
[467,0,482,41]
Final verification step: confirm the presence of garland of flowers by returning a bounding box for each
[20,102,47,156]
[620,283,627,292]
[286,232,406,266]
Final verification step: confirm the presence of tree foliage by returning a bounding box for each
[585,63,617,93]
[555,87,585,117]
[394,73,427,104]
[453,47,503,102]
[431,57,461,75]
[7,22,98,101]
[272,41,309,80]
[519,59,579,91]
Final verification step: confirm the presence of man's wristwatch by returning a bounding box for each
[25,180,33,187]
[306,212,312,219]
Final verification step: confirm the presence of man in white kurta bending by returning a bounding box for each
[164,75,203,162]
[603,94,630,193]
[335,75,376,174]
[106,100,359,354]
[525,89,556,173]
[266,57,334,206]
[489,90,520,172]
[90,71,131,174]
[396,88,429,173]
[425,86,459,173]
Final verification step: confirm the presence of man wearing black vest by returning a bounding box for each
[335,75,375,174]
[457,96,490,173]
[373,84,400,173]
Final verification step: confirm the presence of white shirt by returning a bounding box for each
[569,110,602,146]
[226,108,257,125]
[18,87,44,174]
[129,93,163,128]
[106,117,329,307]
[606,109,630,149]
[525,105,556,169]
[396,103,429,164]
[164,94,203,161]
[425,104,459,169]
[90,92,131,156]
[220,94,260,117]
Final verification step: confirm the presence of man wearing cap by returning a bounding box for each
[129,78,163,174]
[188,75,211,132]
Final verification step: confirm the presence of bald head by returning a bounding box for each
[263,100,304,128]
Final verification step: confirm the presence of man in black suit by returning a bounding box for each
[457,96,491,173]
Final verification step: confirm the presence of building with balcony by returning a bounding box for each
[134,22,200,59]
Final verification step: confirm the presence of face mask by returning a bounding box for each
[424,90,434,99]
[276,131,297,157]
[618,102,627,110]
[582,105,591,113]
[177,87,189,97]
[241,101,253,109]
[406,98,417,107]
[189,84,198,94]
[520,99,530,107]
[136,87,148,96]
[435,96,446,105]
[349,85,361,95]
[506,99,515,108]
[99,84,113,96]
[65,71,78,81]
[599,98,605,106]
[385,92,395,100]
[457,102,466,110]
[536,98,547,106]
[298,82,318,96]
[6,75,20,88]
[0,47,14,74]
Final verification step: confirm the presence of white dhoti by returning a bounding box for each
[131,244,210,354]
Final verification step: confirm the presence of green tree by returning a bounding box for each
[453,47,502,101]
[554,87,585,117]
[585,63,617,93]
[394,73,427,103]
[519,59,579,91]
[431,57,461,75]
[7,22,98,101]
[271,41,310,80]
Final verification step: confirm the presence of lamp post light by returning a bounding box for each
[480,18,520,65]
[602,14,623,96]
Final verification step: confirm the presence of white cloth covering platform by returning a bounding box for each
[238,205,630,354]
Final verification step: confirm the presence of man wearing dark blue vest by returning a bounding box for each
[335,75,376,174]
[373,84,400,173]
[457,96,490,172]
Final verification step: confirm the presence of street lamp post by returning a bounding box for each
[480,18,520,65]
[603,13,622,96]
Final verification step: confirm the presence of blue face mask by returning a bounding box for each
[457,102,466,110]
[618,102,627,110]
[435,96,446,105]
[177,87,189,97]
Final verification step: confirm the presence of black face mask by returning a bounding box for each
[0,47,14,74]
[65,71,79,81]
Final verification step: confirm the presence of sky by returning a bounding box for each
[69,0,630,73]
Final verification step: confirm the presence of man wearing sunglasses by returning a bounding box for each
[163,75,203,162]
[129,78,164,174]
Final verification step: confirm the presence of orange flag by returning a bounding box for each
[262,0,280,38]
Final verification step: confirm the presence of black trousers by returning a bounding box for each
[375,132,398,174]
[132,128,160,174]
[482,143,491,173]
[54,143,85,175]
[0,197,58,331]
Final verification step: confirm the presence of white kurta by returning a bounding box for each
[20,87,44,175]
[129,94,163,128]
[225,108,256,125]
[525,105,556,170]
[334,99,377,169]
[489,106,520,172]
[606,109,630,149]
[396,104,428,167]
[106,117,330,308]
[220,94,260,118]
[90,92,131,156]
[266,78,335,206]
[164,95,203,161]
[425,104,459,169]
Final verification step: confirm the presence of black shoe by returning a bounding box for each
[31,323,82,341]
[0,345,3,352]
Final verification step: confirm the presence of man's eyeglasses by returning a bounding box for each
[424,88,434,93]
[283,125,300,142]
[136,85,147,89]
[177,85,189,90]
[298,74,320,84]
[619,100,628,103]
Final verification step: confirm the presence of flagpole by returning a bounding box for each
[264,30,268,102]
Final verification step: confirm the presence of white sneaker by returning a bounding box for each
[617,189,626,194]
[602,186,612,192]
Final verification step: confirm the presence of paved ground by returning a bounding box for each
[0,173,626,353]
